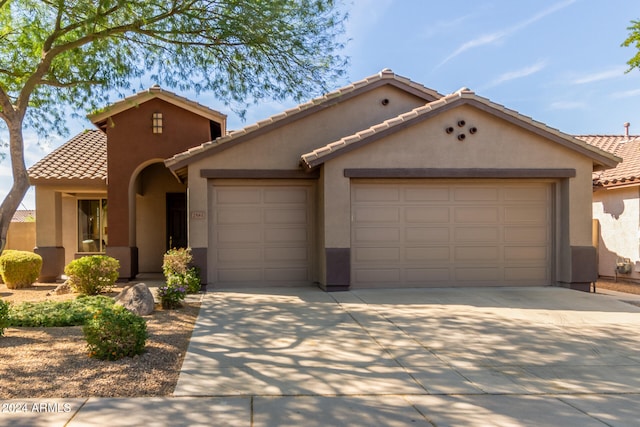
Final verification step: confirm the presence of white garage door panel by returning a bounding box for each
[352,180,552,288]
[210,182,314,286]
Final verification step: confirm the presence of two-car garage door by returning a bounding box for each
[351,180,552,288]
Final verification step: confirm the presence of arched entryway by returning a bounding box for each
[132,162,187,274]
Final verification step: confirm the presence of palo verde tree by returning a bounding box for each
[0,0,347,253]
[624,19,640,71]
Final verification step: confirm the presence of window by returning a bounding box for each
[78,199,108,253]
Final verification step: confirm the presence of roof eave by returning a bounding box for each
[28,177,107,187]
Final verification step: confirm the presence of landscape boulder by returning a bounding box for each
[114,283,155,316]
[47,281,72,296]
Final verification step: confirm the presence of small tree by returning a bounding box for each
[0,0,348,254]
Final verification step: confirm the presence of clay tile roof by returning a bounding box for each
[11,210,35,222]
[578,135,640,188]
[28,130,107,183]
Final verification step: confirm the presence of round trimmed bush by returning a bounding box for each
[0,250,42,289]
[64,255,119,295]
[83,305,147,360]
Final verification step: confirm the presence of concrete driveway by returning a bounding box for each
[169,287,640,426]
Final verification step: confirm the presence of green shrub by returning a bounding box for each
[64,255,119,295]
[0,299,9,336]
[166,266,201,294]
[0,250,42,289]
[8,295,114,327]
[83,305,147,360]
[163,248,201,294]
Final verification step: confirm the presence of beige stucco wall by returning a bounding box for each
[186,85,430,249]
[322,105,594,248]
[593,186,640,279]
[35,186,63,247]
[185,94,597,287]
[34,184,108,270]
[136,163,186,272]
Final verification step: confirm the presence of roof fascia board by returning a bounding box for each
[344,168,576,179]
[200,169,319,179]
[28,178,107,187]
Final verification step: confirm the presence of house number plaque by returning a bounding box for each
[190,211,206,220]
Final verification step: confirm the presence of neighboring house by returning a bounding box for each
[580,131,640,281]
[29,70,618,291]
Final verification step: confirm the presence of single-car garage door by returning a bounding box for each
[351,180,552,288]
[209,181,314,287]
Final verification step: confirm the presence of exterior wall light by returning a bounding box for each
[152,112,163,134]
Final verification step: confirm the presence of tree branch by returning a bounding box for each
[38,77,102,88]
[0,85,14,121]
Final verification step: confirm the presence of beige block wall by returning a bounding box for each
[6,222,36,252]
[593,186,640,279]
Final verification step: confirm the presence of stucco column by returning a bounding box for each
[187,175,209,284]
[321,165,351,291]
[105,174,137,279]
[34,187,65,282]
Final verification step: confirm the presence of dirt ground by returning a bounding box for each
[0,282,200,398]
[595,278,640,295]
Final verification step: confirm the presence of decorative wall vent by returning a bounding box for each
[445,119,478,141]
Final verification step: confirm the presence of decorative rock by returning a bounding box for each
[114,283,155,316]
[47,281,72,296]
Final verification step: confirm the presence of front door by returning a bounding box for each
[166,193,187,249]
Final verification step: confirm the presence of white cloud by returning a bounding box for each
[610,88,640,99]
[436,0,576,68]
[572,66,627,84]
[421,15,472,40]
[482,60,548,89]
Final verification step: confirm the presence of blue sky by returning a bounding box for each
[3,0,640,209]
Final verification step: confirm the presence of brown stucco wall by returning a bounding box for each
[105,98,212,248]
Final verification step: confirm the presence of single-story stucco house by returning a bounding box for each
[580,129,640,281]
[28,70,619,291]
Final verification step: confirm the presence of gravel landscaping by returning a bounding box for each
[0,282,200,399]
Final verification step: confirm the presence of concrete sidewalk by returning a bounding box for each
[2,286,640,426]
